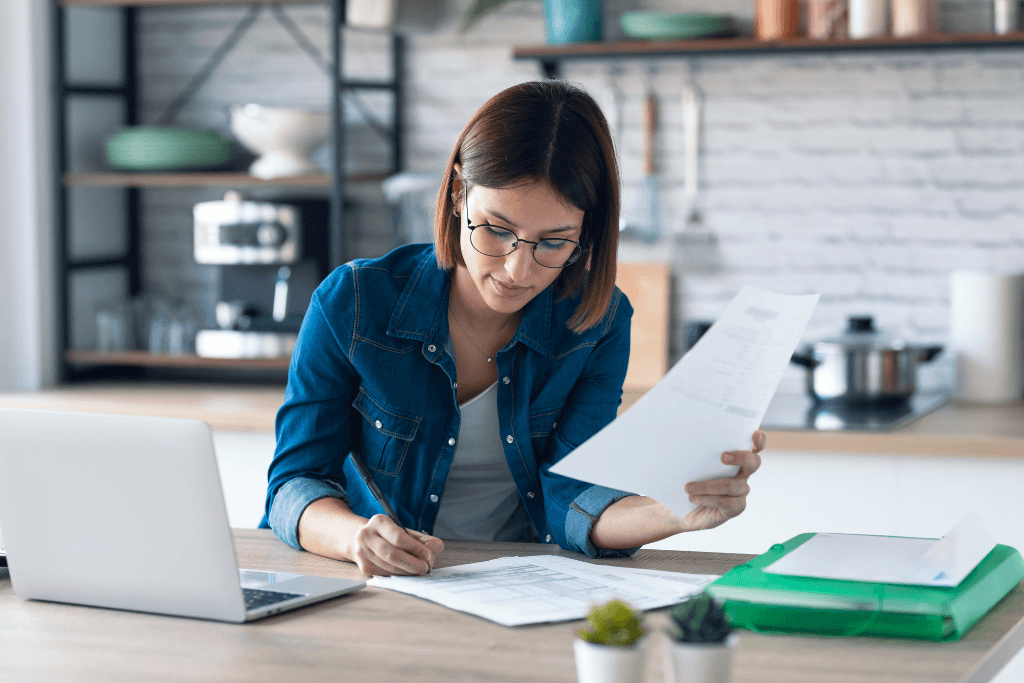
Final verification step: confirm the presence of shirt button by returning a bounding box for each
[545,534,552,543]
[453,382,457,389]
[527,491,535,499]
[374,420,383,429]
[552,421,558,429]
[502,376,510,384]
[427,344,436,352]
[448,437,456,446]
[506,435,514,443]
[430,494,439,503]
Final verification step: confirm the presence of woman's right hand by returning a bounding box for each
[347,514,444,577]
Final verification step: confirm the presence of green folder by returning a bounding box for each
[706,533,1024,641]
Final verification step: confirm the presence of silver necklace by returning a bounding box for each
[448,300,494,363]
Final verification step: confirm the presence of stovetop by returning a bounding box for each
[761,392,949,433]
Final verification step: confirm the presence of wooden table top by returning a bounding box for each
[0,529,1022,683]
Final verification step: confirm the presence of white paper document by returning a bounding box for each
[368,555,718,627]
[549,286,819,518]
[763,515,998,587]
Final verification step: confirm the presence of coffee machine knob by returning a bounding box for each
[256,222,287,247]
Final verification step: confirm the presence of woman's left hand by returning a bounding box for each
[680,430,766,533]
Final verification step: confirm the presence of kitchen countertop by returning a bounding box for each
[0,383,1022,458]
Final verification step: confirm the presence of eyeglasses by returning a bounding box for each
[464,195,585,269]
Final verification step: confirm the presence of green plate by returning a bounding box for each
[621,12,734,40]
[106,127,235,171]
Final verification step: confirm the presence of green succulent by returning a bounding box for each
[669,592,733,644]
[577,599,645,647]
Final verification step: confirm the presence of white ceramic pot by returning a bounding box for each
[229,104,330,179]
[573,637,648,683]
[662,633,738,683]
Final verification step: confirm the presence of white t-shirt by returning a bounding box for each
[431,377,533,542]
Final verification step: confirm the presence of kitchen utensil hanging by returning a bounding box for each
[620,68,662,243]
[674,67,719,274]
[605,66,629,232]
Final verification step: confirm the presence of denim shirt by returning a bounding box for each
[264,244,639,558]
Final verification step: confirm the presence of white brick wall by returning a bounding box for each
[132,1,1024,388]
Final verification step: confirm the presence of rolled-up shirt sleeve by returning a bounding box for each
[265,268,361,549]
[566,486,641,559]
[269,477,351,550]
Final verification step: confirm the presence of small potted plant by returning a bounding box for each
[574,599,648,683]
[664,593,738,683]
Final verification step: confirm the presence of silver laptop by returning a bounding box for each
[0,408,364,622]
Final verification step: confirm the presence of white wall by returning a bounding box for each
[0,0,56,391]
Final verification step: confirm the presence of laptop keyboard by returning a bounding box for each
[243,588,304,611]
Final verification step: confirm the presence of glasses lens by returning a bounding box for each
[471,225,517,257]
[534,239,582,268]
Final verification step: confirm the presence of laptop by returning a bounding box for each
[0,408,364,622]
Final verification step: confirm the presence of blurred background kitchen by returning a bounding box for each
[2,0,1024,653]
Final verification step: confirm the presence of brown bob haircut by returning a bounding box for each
[434,80,620,333]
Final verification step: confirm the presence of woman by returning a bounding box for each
[264,81,764,576]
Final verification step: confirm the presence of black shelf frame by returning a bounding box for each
[54,1,404,382]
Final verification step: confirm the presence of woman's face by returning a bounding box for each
[455,180,585,317]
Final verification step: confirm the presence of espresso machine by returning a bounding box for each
[193,191,328,359]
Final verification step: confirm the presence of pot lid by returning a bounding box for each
[809,316,909,351]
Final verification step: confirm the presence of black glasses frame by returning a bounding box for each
[463,195,586,269]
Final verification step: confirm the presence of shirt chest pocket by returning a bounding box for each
[353,388,421,477]
[529,406,562,451]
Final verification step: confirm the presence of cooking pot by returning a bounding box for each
[790,316,943,405]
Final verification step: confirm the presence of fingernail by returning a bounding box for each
[685,484,693,493]
[723,454,735,464]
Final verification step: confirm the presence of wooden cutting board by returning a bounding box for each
[615,262,671,391]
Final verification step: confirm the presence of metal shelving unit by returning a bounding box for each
[55,0,403,381]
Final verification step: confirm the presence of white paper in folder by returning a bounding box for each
[549,286,819,518]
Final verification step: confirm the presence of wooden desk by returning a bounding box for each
[1,530,1022,682]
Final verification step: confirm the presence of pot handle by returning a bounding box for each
[918,345,943,363]
[790,352,819,369]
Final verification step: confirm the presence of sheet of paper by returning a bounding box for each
[599,566,720,589]
[763,515,998,587]
[368,555,714,627]
[549,286,819,518]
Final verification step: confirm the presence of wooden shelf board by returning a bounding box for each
[63,0,323,6]
[64,171,388,188]
[514,31,1024,61]
[66,350,290,371]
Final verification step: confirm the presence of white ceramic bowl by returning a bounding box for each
[229,104,330,179]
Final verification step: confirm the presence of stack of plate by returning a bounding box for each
[106,127,236,171]
[621,12,737,40]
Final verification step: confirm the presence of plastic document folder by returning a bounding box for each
[706,533,1024,641]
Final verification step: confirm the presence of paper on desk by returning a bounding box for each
[763,515,998,587]
[549,286,819,518]
[368,555,716,627]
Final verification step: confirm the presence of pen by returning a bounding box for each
[349,453,431,573]
[349,452,403,525]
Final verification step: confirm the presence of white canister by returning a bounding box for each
[849,0,888,37]
[663,633,738,683]
[950,269,1024,403]
[994,0,1020,34]
[573,638,648,683]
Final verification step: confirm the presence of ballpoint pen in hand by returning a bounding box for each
[348,452,432,574]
